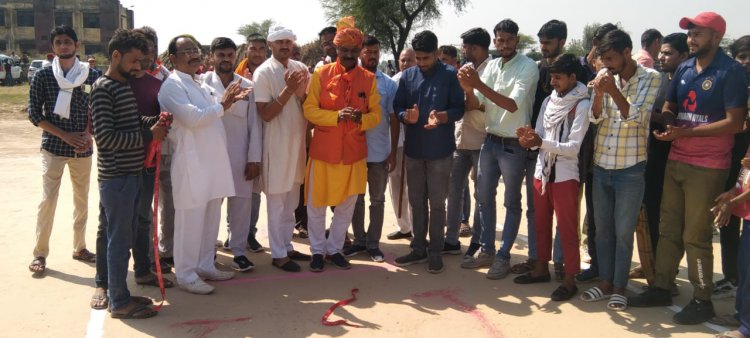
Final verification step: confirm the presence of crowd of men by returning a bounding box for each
[23,10,750,338]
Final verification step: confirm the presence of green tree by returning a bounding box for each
[517,33,536,54]
[581,22,602,53]
[301,39,325,68]
[237,19,275,39]
[320,0,469,61]
[564,38,586,57]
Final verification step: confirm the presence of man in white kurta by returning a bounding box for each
[203,37,262,272]
[253,26,310,272]
[158,35,249,294]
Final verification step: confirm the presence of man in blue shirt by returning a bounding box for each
[346,35,398,262]
[393,30,464,273]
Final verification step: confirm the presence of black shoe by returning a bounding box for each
[232,255,255,272]
[394,250,428,267]
[326,253,351,270]
[427,256,444,274]
[441,242,461,255]
[387,230,413,240]
[629,287,672,307]
[343,245,367,257]
[288,250,312,261]
[575,268,599,283]
[513,272,552,284]
[368,248,385,262]
[551,285,578,301]
[247,236,264,253]
[465,242,481,258]
[673,299,715,325]
[310,254,324,272]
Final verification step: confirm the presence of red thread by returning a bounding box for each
[321,288,362,328]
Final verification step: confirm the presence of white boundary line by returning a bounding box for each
[85,309,106,338]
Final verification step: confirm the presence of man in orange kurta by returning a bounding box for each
[303,17,381,272]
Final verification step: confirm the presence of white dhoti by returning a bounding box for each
[266,185,300,259]
[388,147,412,233]
[174,198,223,284]
[226,196,253,257]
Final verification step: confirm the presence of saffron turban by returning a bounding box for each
[267,25,297,42]
[333,16,363,48]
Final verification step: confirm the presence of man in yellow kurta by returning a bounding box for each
[303,17,381,272]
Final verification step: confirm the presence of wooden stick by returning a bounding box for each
[397,148,406,218]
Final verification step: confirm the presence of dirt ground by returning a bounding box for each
[0,98,735,338]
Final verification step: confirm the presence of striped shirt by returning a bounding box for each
[90,76,156,180]
[27,66,98,157]
[589,65,662,170]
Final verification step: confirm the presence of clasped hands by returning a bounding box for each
[516,125,542,148]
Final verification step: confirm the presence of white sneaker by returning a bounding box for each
[200,269,235,281]
[178,279,215,295]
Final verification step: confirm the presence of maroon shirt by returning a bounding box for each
[129,74,163,117]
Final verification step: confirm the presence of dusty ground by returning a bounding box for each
[0,92,735,338]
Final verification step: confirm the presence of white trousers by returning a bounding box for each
[266,185,300,259]
[174,198,222,284]
[388,147,412,233]
[307,163,358,255]
[226,196,252,257]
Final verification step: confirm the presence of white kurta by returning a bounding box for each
[252,57,308,195]
[158,70,235,210]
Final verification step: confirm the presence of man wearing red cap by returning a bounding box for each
[303,17,381,272]
[630,12,749,325]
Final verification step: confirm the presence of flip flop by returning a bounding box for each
[90,288,108,310]
[29,257,46,275]
[72,249,96,263]
[110,303,157,319]
[136,274,174,288]
[580,286,612,302]
[607,294,628,311]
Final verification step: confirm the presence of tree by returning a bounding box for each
[320,0,469,61]
[581,22,602,53]
[237,19,275,39]
[517,33,536,54]
[300,39,325,68]
[564,39,586,57]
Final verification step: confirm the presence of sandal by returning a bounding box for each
[72,249,96,263]
[136,273,174,288]
[551,285,578,301]
[272,258,301,272]
[91,287,109,310]
[580,286,612,302]
[607,293,628,311]
[29,257,46,275]
[510,259,535,274]
[110,302,157,319]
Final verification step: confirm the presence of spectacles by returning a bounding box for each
[176,48,202,56]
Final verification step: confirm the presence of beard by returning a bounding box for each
[58,52,76,60]
[216,61,233,74]
[116,64,135,80]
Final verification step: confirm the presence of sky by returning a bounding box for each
[122,0,750,59]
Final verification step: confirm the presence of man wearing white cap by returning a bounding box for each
[253,25,311,272]
[630,12,749,325]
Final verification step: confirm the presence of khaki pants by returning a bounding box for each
[33,149,91,258]
[653,160,728,300]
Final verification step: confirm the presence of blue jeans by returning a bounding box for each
[593,162,646,288]
[98,175,141,310]
[352,161,389,248]
[738,220,750,336]
[135,168,155,276]
[446,149,481,246]
[477,138,529,260]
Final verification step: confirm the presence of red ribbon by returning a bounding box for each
[321,288,362,328]
[145,112,172,311]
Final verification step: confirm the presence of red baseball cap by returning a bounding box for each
[679,12,726,36]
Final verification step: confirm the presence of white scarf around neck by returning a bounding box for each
[52,56,90,119]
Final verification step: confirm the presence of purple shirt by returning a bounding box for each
[129,74,163,117]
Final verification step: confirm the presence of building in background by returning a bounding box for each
[0,0,133,56]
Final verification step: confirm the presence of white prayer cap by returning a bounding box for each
[267,25,297,42]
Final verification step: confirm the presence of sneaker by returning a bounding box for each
[575,268,599,283]
[310,254,325,272]
[368,248,385,262]
[486,258,511,280]
[465,242,481,258]
[247,236,264,253]
[441,242,461,255]
[222,239,231,251]
[459,223,472,237]
[712,279,738,300]
[232,256,255,272]
[326,253,351,270]
[179,279,215,295]
[200,269,235,281]
[673,299,715,325]
[461,252,493,269]
[427,256,444,274]
[629,287,672,307]
[394,250,428,267]
[343,245,367,257]
[387,230,413,240]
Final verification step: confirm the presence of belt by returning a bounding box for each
[486,134,520,147]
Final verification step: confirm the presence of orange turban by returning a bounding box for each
[333,16,363,48]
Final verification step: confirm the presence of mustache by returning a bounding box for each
[189,58,201,63]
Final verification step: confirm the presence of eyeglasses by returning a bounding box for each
[176,48,202,56]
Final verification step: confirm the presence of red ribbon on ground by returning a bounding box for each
[145,112,172,311]
[321,288,362,328]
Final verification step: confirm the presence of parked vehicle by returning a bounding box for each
[27,60,46,82]
[0,54,23,85]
